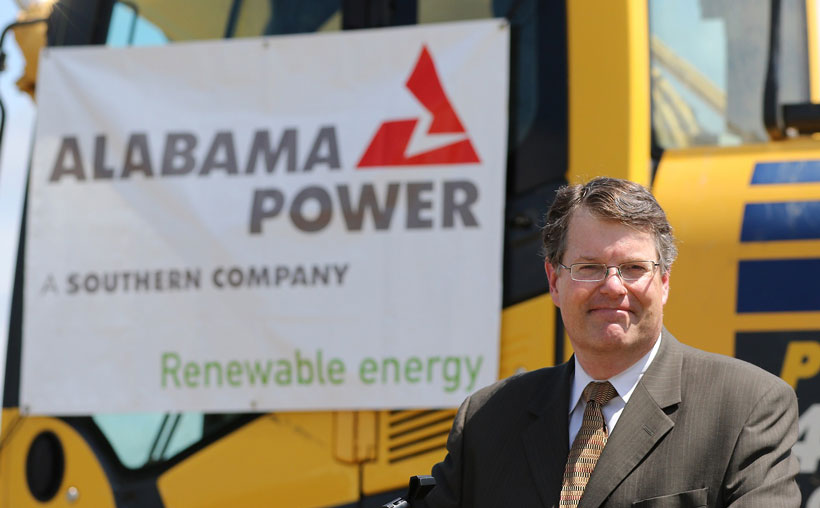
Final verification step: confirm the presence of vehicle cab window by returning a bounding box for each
[648,0,810,149]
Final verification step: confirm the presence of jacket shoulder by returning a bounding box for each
[460,363,568,423]
[673,338,794,398]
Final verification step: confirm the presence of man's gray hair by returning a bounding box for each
[541,177,677,273]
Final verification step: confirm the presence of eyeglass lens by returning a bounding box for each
[570,262,656,282]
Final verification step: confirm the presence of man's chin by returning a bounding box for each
[587,323,632,346]
[592,312,633,338]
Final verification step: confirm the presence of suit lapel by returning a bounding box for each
[578,329,684,508]
[522,361,573,508]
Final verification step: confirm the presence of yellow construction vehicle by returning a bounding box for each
[0,1,818,507]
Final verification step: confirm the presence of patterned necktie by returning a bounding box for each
[560,381,618,507]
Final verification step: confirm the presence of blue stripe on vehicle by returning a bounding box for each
[740,201,820,241]
[737,259,820,313]
[752,161,820,184]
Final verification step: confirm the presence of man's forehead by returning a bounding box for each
[568,208,653,233]
[565,210,656,251]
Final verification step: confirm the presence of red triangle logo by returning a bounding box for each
[357,45,481,168]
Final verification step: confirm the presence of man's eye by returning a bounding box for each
[575,264,601,273]
[624,264,648,272]
[621,263,651,278]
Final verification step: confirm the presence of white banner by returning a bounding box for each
[23,20,508,414]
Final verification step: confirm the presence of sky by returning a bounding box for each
[0,0,35,392]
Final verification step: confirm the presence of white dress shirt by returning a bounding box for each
[568,333,662,446]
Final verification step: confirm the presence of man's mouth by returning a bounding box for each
[589,307,632,315]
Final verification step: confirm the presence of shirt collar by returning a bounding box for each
[568,332,663,414]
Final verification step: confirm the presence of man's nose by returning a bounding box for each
[600,266,627,293]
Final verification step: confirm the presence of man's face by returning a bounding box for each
[545,208,669,367]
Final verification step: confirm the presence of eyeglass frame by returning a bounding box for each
[557,261,661,282]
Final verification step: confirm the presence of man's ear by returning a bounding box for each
[545,261,560,306]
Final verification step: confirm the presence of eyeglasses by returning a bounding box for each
[558,261,660,282]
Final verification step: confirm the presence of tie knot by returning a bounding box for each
[583,381,617,406]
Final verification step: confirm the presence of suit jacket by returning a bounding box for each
[420,329,800,508]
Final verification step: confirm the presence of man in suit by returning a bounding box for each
[420,177,800,508]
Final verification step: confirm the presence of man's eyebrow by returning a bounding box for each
[572,256,600,263]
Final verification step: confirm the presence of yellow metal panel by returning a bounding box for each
[653,141,820,356]
[388,431,449,460]
[655,147,758,356]
[235,0,270,37]
[158,412,358,508]
[739,239,820,259]
[418,0,492,23]
[389,422,452,451]
[131,0,269,41]
[563,332,574,364]
[134,0,231,40]
[499,294,555,376]
[333,411,357,463]
[736,312,820,331]
[567,0,651,186]
[0,409,115,508]
[333,411,377,463]
[12,2,51,98]
[387,410,457,436]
